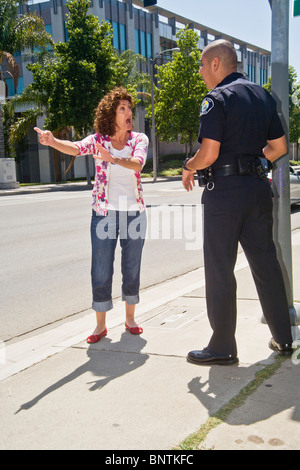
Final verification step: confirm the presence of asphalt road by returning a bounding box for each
[0,180,205,341]
[1,179,299,342]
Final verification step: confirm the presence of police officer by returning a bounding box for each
[182,39,293,365]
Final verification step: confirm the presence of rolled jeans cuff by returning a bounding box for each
[122,293,140,305]
[92,299,113,313]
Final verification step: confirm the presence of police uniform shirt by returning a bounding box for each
[198,72,285,168]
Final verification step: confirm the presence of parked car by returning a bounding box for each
[268,165,300,205]
[290,167,300,205]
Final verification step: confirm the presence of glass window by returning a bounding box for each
[45,24,53,37]
[247,64,256,83]
[16,77,24,95]
[135,30,151,58]
[146,33,152,59]
[140,31,146,57]
[135,29,140,54]
[64,22,69,42]
[45,24,54,51]
[260,68,268,86]
[5,78,15,97]
[112,21,120,51]
[120,24,126,52]
[4,76,23,97]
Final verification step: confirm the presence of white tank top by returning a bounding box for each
[107,146,139,211]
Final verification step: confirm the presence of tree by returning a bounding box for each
[0,0,53,159]
[19,0,116,182]
[0,0,54,93]
[289,70,300,147]
[4,75,50,161]
[113,49,151,105]
[6,50,150,174]
[29,0,115,138]
[150,26,207,157]
[6,0,150,181]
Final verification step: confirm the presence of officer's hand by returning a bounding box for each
[182,170,195,192]
[34,127,55,147]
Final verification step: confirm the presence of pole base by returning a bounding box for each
[289,303,300,326]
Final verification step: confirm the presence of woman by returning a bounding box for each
[35,87,149,343]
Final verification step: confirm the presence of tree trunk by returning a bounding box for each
[85,155,91,186]
[189,131,193,158]
[53,147,60,182]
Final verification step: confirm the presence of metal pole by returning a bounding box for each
[269,0,300,325]
[150,60,157,182]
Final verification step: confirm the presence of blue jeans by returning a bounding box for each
[90,210,147,312]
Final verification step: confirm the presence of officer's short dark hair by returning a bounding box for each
[203,39,237,70]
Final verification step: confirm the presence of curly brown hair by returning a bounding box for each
[93,87,135,136]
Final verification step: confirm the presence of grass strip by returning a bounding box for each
[176,356,287,450]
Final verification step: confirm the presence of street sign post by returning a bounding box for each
[269,0,300,325]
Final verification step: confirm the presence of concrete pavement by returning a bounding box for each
[0,229,299,450]
[0,182,300,451]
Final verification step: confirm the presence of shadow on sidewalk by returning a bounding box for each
[188,353,300,426]
[15,333,148,414]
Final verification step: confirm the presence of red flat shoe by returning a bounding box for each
[125,323,143,335]
[87,327,108,344]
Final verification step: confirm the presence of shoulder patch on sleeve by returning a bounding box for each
[200,97,214,116]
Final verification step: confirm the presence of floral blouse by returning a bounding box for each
[74,132,149,215]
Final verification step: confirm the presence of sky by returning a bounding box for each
[157,0,300,79]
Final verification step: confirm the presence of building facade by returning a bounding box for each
[5,0,271,183]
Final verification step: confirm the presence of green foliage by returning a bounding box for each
[5,0,150,166]
[141,153,186,177]
[150,26,207,154]
[20,0,150,139]
[0,0,54,90]
[112,49,151,106]
[4,0,151,172]
[0,0,53,54]
[0,0,54,160]
[26,0,116,138]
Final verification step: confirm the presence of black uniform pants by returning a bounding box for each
[202,174,293,356]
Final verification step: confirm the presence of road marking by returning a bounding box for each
[0,191,90,206]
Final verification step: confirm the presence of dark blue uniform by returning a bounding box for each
[198,72,292,357]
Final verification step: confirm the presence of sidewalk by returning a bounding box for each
[0,226,299,451]
[0,180,300,450]
[0,181,94,197]
[0,177,176,197]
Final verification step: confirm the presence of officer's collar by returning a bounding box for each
[215,72,245,88]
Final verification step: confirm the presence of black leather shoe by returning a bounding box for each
[187,348,239,366]
[268,338,293,356]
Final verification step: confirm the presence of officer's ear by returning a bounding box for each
[212,56,221,71]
